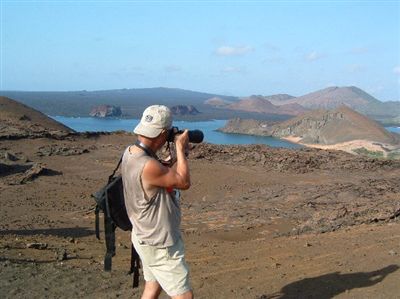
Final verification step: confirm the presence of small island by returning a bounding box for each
[90,105,122,118]
[219,106,400,159]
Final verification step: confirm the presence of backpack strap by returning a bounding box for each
[94,154,123,240]
[95,205,100,240]
[104,213,116,271]
[129,244,141,288]
[108,156,123,183]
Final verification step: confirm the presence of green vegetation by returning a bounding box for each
[387,151,400,160]
[352,147,384,159]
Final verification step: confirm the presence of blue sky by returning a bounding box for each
[1,0,400,101]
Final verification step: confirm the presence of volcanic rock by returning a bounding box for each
[89,105,122,118]
[271,106,400,145]
[204,97,233,107]
[226,96,308,116]
[278,86,381,110]
[218,118,275,135]
[19,163,62,184]
[170,105,200,115]
[0,96,74,139]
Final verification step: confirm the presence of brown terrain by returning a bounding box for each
[0,96,73,139]
[203,97,233,107]
[220,106,400,158]
[203,86,399,124]
[225,96,308,116]
[271,86,380,110]
[1,97,400,298]
[271,106,400,145]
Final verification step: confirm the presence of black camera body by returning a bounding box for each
[167,127,204,143]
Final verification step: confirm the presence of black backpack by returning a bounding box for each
[92,157,140,288]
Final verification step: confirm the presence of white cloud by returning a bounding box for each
[215,45,253,56]
[393,66,400,75]
[164,65,182,72]
[305,51,323,62]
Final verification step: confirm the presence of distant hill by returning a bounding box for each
[358,100,400,120]
[226,96,308,116]
[260,94,296,105]
[270,86,400,122]
[0,88,238,119]
[0,96,73,138]
[277,86,380,109]
[204,97,233,107]
[1,86,398,123]
[271,106,399,145]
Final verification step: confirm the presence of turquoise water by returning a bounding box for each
[51,116,302,148]
[387,127,400,133]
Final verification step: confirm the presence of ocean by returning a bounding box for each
[51,116,302,148]
[386,127,400,134]
[52,116,400,148]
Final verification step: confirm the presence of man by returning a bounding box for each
[121,105,193,299]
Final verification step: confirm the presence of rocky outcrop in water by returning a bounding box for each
[170,105,200,115]
[89,105,122,118]
[217,118,275,135]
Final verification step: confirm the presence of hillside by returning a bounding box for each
[0,96,73,139]
[2,86,398,123]
[261,93,296,105]
[203,97,233,107]
[217,118,276,135]
[271,106,400,145]
[277,86,380,109]
[226,96,308,116]
[0,88,239,119]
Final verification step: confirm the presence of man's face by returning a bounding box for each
[155,129,169,149]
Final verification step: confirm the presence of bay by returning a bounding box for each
[51,116,302,148]
[386,127,400,133]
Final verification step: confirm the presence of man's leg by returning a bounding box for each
[141,281,162,299]
[171,290,193,299]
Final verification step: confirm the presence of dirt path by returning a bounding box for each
[1,133,399,298]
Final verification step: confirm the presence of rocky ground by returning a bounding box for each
[1,132,399,298]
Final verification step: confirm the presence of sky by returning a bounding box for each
[1,0,400,101]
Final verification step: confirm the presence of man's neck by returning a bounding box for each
[137,137,159,155]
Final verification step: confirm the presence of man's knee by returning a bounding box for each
[142,281,162,299]
[172,290,193,299]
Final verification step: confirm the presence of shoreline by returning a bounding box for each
[281,136,400,157]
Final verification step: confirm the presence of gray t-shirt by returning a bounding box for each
[121,146,181,247]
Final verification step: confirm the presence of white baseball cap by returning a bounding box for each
[134,105,173,138]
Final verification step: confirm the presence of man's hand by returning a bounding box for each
[142,129,191,191]
[175,129,189,150]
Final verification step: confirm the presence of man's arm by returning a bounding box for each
[142,130,190,190]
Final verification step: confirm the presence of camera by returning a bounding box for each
[167,127,204,143]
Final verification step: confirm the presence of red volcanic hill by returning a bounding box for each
[278,86,381,110]
[261,94,296,104]
[0,96,74,138]
[226,96,308,116]
[204,97,233,107]
[272,106,400,145]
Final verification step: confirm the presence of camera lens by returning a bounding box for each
[188,130,204,143]
[167,127,204,143]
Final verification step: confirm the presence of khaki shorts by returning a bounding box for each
[131,233,191,297]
